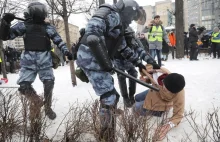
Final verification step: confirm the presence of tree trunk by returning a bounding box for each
[0,40,7,78]
[62,0,77,86]
[99,0,105,6]
[113,0,117,4]
[175,0,184,58]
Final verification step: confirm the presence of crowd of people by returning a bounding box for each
[0,46,22,74]
[136,16,220,64]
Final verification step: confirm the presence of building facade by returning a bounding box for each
[185,0,220,31]
[55,19,79,46]
[186,0,202,29]
[155,0,172,27]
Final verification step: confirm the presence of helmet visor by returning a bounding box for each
[135,8,146,25]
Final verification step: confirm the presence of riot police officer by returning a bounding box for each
[76,0,147,139]
[114,26,158,108]
[0,2,73,120]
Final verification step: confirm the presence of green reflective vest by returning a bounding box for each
[211,32,220,43]
[148,26,163,42]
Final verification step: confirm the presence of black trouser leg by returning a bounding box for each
[127,68,137,98]
[9,61,15,73]
[171,47,175,59]
[156,49,162,66]
[212,43,217,58]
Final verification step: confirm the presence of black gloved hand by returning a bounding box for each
[137,62,146,71]
[2,13,15,23]
[147,59,160,69]
[65,51,73,60]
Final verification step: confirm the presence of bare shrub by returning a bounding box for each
[0,88,23,142]
[185,107,220,142]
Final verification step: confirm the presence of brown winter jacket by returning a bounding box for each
[143,84,185,126]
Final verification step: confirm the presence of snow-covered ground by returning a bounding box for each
[2,54,220,141]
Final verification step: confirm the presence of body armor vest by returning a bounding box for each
[23,22,51,51]
[92,4,124,59]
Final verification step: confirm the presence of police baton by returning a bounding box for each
[112,67,159,92]
[14,17,25,21]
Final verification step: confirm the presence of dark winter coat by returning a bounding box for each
[162,40,170,54]
[140,38,149,52]
[184,35,189,48]
[189,27,198,43]
[5,47,17,62]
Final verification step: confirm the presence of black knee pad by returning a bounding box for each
[100,89,120,109]
[18,81,35,95]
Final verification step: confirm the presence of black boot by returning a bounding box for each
[128,69,137,107]
[18,82,44,107]
[43,80,56,120]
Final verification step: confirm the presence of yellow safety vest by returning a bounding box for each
[211,32,220,43]
[51,48,55,52]
[0,58,2,63]
[148,26,163,42]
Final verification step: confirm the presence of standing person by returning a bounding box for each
[161,40,170,61]
[189,24,199,61]
[0,2,73,120]
[184,32,189,58]
[5,46,16,73]
[211,27,220,59]
[148,15,171,66]
[76,0,147,139]
[114,26,159,108]
[168,30,176,59]
[139,33,149,53]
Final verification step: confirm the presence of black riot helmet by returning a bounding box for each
[115,0,146,28]
[26,2,48,23]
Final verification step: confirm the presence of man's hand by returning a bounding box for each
[65,51,73,60]
[153,124,172,141]
[2,13,15,23]
[168,42,172,47]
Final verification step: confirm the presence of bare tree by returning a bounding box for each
[175,0,184,58]
[45,0,95,86]
[99,0,105,6]
[0,0,27,78]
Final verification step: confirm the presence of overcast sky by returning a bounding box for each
[69,0,175,30]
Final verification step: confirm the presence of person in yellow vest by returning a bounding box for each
[211,27,220,59]
[148,15,171,66]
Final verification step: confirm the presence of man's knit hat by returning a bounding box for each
[163,73,185,93]
[190,24,195,28]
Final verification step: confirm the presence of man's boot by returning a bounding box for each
[43,80,56,120]
[18,82,44,107]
